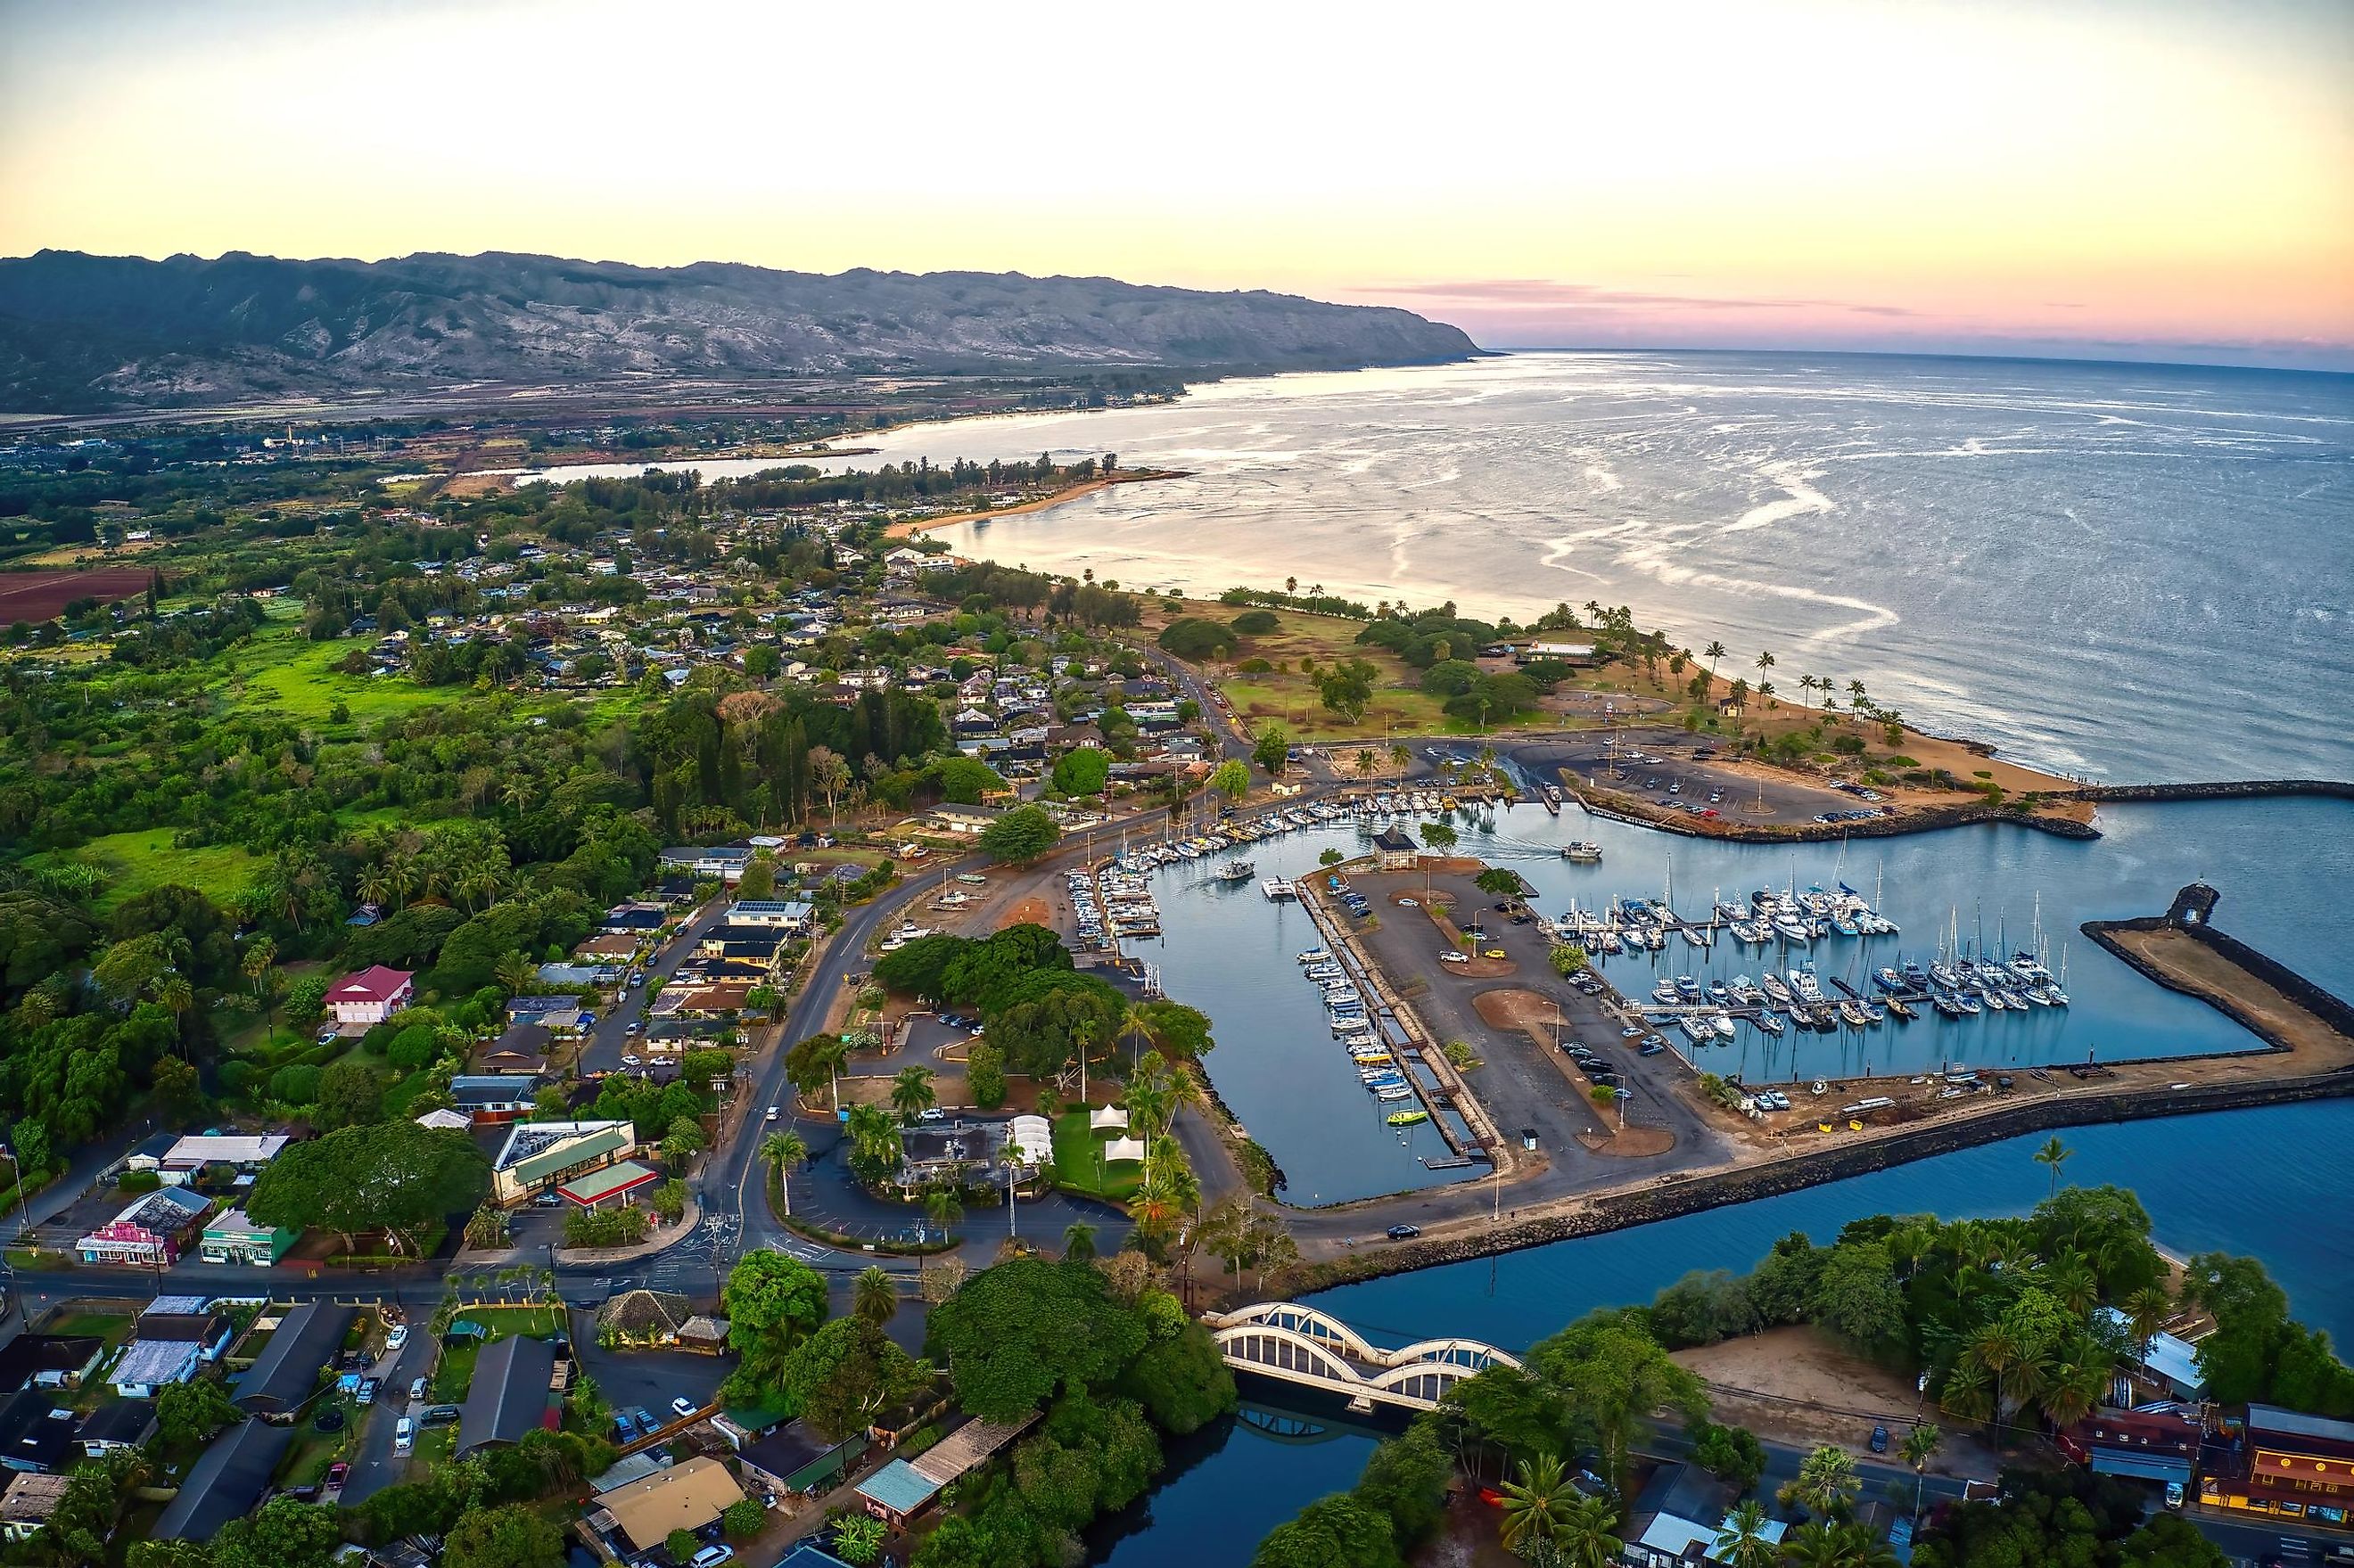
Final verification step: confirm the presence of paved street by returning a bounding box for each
[574,895,739,1078]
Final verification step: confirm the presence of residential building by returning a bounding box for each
[152,1421,291,1540]
[589,1455,747,1555]
[0,1338,103,1395]
[200,1209,297,1266]
[0,1474,69,1541]
[0,1392,79,1474]
[491,1120,636,1207]
[855,1416,1033,1529]
[724,899,815,932]
[2062,1408,2202,1495]
[451,1075,542,1127]
[75,1186,210,1267]
[325,965,414,1025]
[233,1303,354,1413]
[109,1338,201,1399]
[76,1400,156,1457]
[2094,1307,2208,1400]
[929,803,1003,834]
[739,1421,861,1499]
[457,1336,557,1457]
[658,846,753,881]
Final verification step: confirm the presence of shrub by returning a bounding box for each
[270,1063,322,1104]
[1235,656,1273,674]
[720,1499,767,1539]
[1156,618,1239,661]
[1229,609,1280,635]
[118,1170,161,1194]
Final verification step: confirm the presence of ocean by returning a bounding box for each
[837,351,2352,783]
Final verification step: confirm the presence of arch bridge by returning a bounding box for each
[1203,1301,1519,1412]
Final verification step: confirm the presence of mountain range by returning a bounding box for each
[0,250,1481,412]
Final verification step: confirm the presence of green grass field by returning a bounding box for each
[1050,1111,1143,1203]
[216,628,456,725]
[29,826,260,910]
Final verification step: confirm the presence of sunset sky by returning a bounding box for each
[4,0,2350,367]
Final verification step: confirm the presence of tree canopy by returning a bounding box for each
[244,1120,488,1253]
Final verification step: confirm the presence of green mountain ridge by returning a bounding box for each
[0,249,1482,412]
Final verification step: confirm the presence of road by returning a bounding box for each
[573,896,741,1078]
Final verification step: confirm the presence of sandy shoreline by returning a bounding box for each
[882,469,1185,542]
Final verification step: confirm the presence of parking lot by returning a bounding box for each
[1506,729,1883,829]
[1351,867,1731,1194]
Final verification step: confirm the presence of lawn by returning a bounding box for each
[1174,603,1535,743]
[216,628,457,726]
[44,1309,137,1343]
[431,1339,481,1404]
[456,1304,567,1340]
[27,827,259,910]
[1049,1111,1143,1203]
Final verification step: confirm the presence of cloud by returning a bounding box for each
[1356,279,1922,318]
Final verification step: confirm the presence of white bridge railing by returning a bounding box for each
[1202,1301,1519,1410]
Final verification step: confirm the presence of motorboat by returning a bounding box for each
[1711,1012,1738,1039]
[1296,949,1331,965]
[1386,1109,1429,1127]
[1753,1009,1785,1036]
[1562,841,1603,862]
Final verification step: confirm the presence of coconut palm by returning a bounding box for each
[1902,1423,1942,1522]
[889,1065,937,1124]
[495,951,540,997]
[1550,1493,1623,1568]
[1778,1520,1846,1568]
[1753,650,1776,691]
[355,865,393,908]
[1354,748,1377,778]
[1063,1221,1098,1263]
[1389,742,1412,773]
[1500,1452,1576,1556]
[2039,1359,2106,1430]
[852,1266,898,1326]
[1786,1444,1859,1516]
[1938,1358,1995,1424]
[1713,1498,1780,1568]
[2124,1283,2175,1357]
[2032,1135,2073,1200]
[761,1130,807,1215]
[2044,1251,2099,1318]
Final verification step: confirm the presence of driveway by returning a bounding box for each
[333,1322,439,1506]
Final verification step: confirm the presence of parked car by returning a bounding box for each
[630,1407,658,1435]
[409,1375,429,1401]
[325,1463,349,1491]
[689,1547,736,1568]
[1386,1224,1420,1240]
[2163,1481,2185,1510]
[671,1396,698,1419]
[355,1378,378,1406]
[614,1412,641,1441]
[384,1325,408,1354]
[1869,1424,1890,1454]
[393,1418,414,1455]
[423,1404,461,1426]
[918,1107,946,1122]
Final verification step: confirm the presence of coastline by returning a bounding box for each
[882,468,1187,542]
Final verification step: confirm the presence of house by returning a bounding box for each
[575,932,645,963]
[76,1186,210,1267]
[200,1209,297,1266]
[149,1134,290,1186]
[0,1338,103,1395]
[1514,640,1598,665]
[413,1108,472,1132]
[536,962,605,990]
[0,1391,80,1473]
[595,1289,691,1347]
[76,1399,156,1457]
[590,1455,747,1554]
[777,1547,858,1568]
[325,965,414,1025]
[108,1338,201,1399]
[506,995,588,1030]
[2205,1404,2354,1524]
[855,1416,1033,1529]
[1619,1460,1787,1568]
[152,1420,292,1539]
[2094,1307,2208,1400]
[600,903,669,934]
[725,899,815,932]
[930,803,1004,835]
[457,1336,557,1457]
[451,1075,542,1127]
[0,1474,70,1542]
[740,1421,861,1499]
[492,1120,636,1207]
[233,1303,354,1413]
[557,1160,659,1211]
[658,846,753,881]
[653,981,753,1017]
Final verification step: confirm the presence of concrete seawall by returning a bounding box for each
[1286,1064,2354,1295]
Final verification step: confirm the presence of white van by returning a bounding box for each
[393,1417,414,1455]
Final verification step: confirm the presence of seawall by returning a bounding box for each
[1283,1065,2354,1296]
[2073,779,2354,804]
[2081,882,2354,1049]
[1561,782,2102,844]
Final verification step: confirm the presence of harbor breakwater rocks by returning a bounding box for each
[2082,882,2354,1050]
[1562,784,2101,844]
[2073,778,2354,804]
[1287,1063,2354,1295]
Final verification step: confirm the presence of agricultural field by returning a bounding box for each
[0,566,153,623]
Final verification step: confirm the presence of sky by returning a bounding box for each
[4,0,2350,369]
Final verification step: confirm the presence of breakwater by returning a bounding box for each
[1280,1063,2354,1296]
[1562,779,2102,843]
[2073,778,2354,804]
[2081,883,2354,1050]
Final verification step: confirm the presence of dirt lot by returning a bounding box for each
[2108,926,2354,1067]
[0,567,152,623]
[1675,1326,2001,1477]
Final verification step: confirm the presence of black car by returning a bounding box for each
[1870,1424,1890,1454]
[1386,1224,1420,1241]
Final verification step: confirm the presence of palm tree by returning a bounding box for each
[1550,1493,1623,1568]
[1848,678,1870,718]
[2033,1135,2073,1200]
[1902,1424,1942,1523]
[889,1065,937,1123]
[761,1131,807,1215]
[1787,1444,1859,1516]
[1753,650,1776,692]
[1063,1221,1098,1263]
[1500,1452,1575,1556]
[1354,748,1377,779]
[1834,1520,1900,1568]
[2039,1359,2105,1430]
[1778,1520,1846,1568]
[495,951,539,997]
[356,865,392,908]
[2124,1283,2174,1359]
[1702,639,1726,694]
[1388,742,1412,774]
[852,1266,898,1326]
[1713,1499,1780,1568]
[2044,1251,2099,1317]
[924,1187,963,1239]
[1938,1357,1995,1424]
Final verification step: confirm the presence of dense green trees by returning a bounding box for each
[720,1251,831,1404]
[1156,618,1239,661]
[977,804,1060,864]
[245,1120,488,1254]
[926,1257,1152,1423]
[1915,1466,2226,1568]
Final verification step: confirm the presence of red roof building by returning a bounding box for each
[326,965,414,1025]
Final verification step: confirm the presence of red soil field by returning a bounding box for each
[0,568,153,624]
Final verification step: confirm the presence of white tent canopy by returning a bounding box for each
[1101,1137,1147,1165]
[1088,1106,1129,1133]
[1006,1115,1053,1166]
